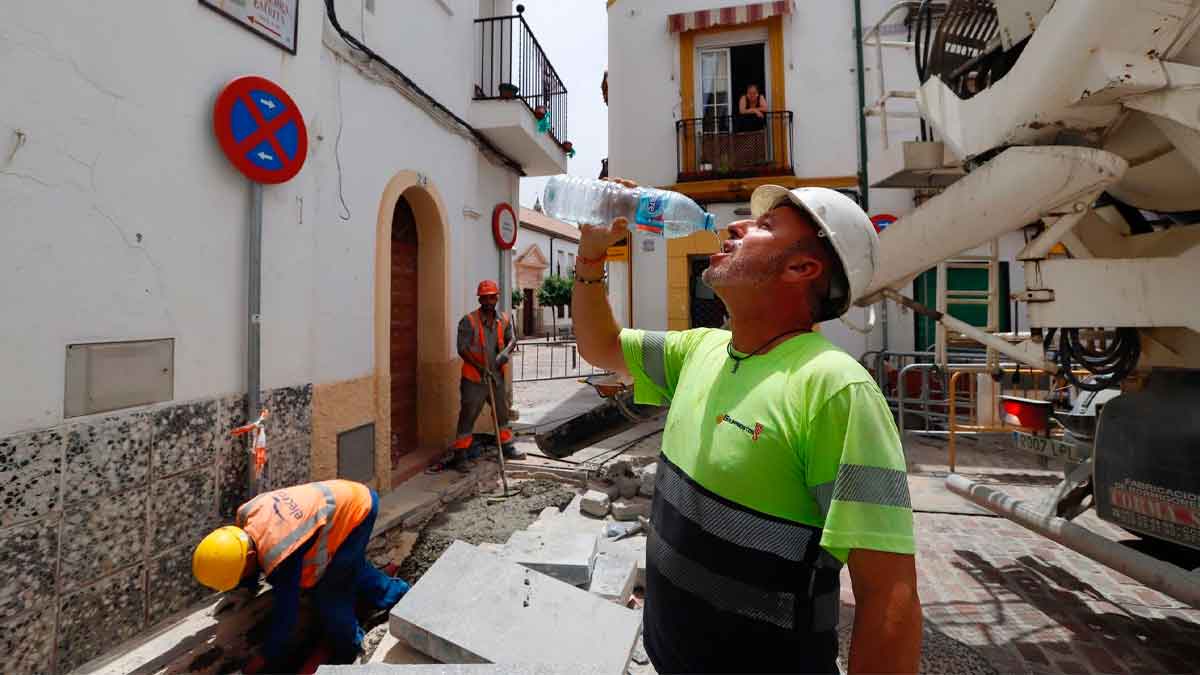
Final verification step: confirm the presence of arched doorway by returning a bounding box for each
[390,197,419,466]
[374,171,453,488]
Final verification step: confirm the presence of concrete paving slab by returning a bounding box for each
[320,665,611,674]
[588,552,637,604]
[598,535,646,587]
[638,463,657,497]
[589,480,620,499]
[389,541,641,673]
[365,632,439,665]
[502,530,598,586]
[612,498,651,521]
[581,490,611,517]
[528,494,610,536]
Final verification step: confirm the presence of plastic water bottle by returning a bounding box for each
[542,175,716,238]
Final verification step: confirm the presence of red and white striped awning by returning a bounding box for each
[667,1,793,33]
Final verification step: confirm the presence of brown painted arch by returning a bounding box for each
[374,171,458,485]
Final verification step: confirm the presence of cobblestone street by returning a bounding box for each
[868,436,1200,675]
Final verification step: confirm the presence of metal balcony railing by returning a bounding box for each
[474,8,569,146]
[675,111,793,182]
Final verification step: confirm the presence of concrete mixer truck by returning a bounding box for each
[860,0,1200,606]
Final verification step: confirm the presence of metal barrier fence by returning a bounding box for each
[864,349,992,428]
[511,341,609,382]
[945,365,1086,471]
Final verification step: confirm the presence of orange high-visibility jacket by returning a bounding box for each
[236,480,372,587]
[461,309,509,383]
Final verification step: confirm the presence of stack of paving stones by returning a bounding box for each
[388,541,642,673]
[0,385,313,674]
[379,474,655,674]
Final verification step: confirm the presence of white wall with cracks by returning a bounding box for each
[0,0,522,436]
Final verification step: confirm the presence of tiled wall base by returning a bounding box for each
[0,384,311,674]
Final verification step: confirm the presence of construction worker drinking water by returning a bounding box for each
[192,480,410,670]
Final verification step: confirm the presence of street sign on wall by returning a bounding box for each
[493,203,518,250]
[213,75,308,184]
[200,0,299,54]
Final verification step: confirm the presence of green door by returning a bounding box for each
[912,264,1010,352]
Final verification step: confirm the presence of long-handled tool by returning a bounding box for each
[484,370,511,498]
[480,338,518,499]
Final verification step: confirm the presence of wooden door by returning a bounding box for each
[523,288,535,336]
[390,197,419,464]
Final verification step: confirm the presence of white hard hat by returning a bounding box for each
[750,185,879,320]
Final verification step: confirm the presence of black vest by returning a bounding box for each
[643,456,843,674]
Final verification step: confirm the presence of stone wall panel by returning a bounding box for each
[57,565,146,673]
[151,469,217,551]
[63,413,150,503]
[0,428,64,526]
[152,399,218,478]
[0,521,58,618]
[60,488,148,591]
[1,607,56,675]
[148,544,214,626]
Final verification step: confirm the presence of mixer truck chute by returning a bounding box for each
[861,0,1200,606]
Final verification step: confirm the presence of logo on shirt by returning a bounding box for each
[271,493,305,521]
[716,413,765,441]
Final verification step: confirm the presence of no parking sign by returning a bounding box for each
[213,75,307,184]
[871,213,898,233]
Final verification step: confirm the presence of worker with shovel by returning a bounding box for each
[192,480,411,671]
[441,279,523,472]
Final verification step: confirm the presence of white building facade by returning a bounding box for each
[607,0,1027,358]
[0,1,568,671]
[513,207,580,338]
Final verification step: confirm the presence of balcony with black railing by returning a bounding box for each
[471,6,569,175]
[675,111,794,182]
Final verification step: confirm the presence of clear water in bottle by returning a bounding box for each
[542,175,716,238]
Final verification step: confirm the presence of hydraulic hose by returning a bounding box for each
[1047,327,1141,392]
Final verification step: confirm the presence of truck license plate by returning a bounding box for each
[1012,431,1085,461]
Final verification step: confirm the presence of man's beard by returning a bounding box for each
[702,249,788,288]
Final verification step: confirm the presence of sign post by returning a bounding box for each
[213,75,307,496]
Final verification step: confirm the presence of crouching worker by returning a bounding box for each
[192,480,410,669]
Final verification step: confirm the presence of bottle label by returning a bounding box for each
[635,193,668,234]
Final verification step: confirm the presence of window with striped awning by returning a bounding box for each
[667,1,793,33]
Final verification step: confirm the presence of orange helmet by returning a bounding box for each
[477,280,500,296]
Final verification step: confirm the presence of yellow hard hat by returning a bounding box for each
[193,526,252,592]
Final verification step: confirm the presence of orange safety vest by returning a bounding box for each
[461,309,509,383]
[236,480,372,588]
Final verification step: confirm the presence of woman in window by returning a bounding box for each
[737,83,768,131]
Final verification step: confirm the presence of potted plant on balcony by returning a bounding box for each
[499,82,519,99]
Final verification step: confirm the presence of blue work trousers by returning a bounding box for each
[312,489,409,661]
